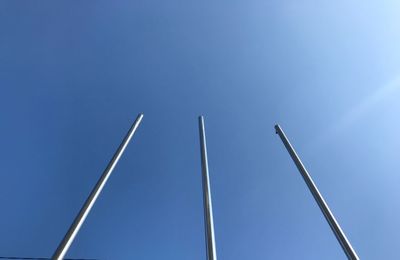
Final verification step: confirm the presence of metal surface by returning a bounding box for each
[275,124,359,260]
[52,114,144,260]
[198,116,218,260]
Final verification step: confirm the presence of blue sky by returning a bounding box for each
[1,1,400,259]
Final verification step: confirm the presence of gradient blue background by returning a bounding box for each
[1,1,400,259]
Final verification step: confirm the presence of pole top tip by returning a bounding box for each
[274,124,281,134]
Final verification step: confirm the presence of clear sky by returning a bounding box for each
[1,1,400,259]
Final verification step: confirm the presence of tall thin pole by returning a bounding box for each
[198,116,218,260]
[275,124,359,260]
[52,113,144,260]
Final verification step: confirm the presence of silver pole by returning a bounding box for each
[198,116,218,260]
[275,124,359,260]
[52,113,144,260]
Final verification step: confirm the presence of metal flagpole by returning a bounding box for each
[198,116,218,260]
[52,113,144,260]
[274,124,359,260]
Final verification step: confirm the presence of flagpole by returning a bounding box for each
[52,113,144,260]
[275,124,359,260]
[198,116,218,260]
